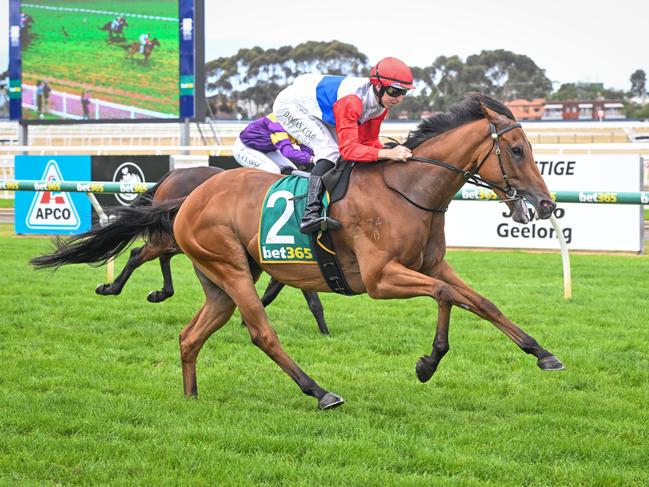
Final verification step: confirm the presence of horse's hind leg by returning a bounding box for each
[95,245,147,296]
[302,291,330,335]
[238,284,342,409]
[435,260,564,371]
[260,277,284,307]
[179,267,238,397]
[147,253,175,303]
[199,256,342,409]
[260,279,330,335]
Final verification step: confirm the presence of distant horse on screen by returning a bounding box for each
[100,18,128,42]
[122,38,160,63]
[32,93,564,410]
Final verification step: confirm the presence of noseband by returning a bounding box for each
[471,122,521,200]
[403,121,523,212]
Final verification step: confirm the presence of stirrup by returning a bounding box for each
[300,216,341,234]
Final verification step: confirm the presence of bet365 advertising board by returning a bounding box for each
[445,154,643,252]
[14,155,170,234]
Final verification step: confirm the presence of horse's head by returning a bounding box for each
[151,38,160,47]
[474,104,555,223]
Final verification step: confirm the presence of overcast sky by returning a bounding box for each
[2,0,648,91]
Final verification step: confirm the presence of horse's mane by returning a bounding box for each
[404,92,515,149]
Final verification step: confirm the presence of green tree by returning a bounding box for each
[629,69,647,98]
[206,41,369,118]
[466,50,552,101]
[549,82,624,101]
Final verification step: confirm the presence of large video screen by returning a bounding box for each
[8,0,203,123]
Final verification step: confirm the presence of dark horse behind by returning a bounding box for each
[92,166,330,335]
[99,18,128,42]
[32,93,564,410]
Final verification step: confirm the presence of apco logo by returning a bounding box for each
[26,160,80,230]
[113,162,145,205]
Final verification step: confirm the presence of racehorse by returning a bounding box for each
[93,165,330,335]
[122,38,160,63]
[32,93,564,410]
[20,14,35,47]
[100,18,128,41]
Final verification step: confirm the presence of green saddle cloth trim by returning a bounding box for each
[258,176,329,263]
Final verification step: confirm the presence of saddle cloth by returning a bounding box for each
[258,176,329,264]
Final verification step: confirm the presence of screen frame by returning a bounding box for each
[9,0,205,125]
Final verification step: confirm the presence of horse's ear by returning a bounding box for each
[479,103,503,123]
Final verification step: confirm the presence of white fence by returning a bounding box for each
[22,85,175,121]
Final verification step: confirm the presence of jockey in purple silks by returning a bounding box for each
[233,113,315,174]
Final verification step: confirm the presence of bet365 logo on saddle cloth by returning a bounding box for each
[258,176,329,263]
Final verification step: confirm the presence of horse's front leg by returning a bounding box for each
[433,260,564,371]
[362,260,468,382]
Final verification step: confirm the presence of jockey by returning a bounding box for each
[110,16,121,31]
[233,113,314,175]
[273,57,414,233]
[139,33,150,53]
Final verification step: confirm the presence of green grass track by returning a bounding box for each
[1,224,648,485]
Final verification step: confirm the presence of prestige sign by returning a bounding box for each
[445,154,643,252]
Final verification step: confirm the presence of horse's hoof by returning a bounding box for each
[95,283,112,295]
[318,392,344,410]
[537,355,565,371]
[415,356,437,383]
[147,290,171,303]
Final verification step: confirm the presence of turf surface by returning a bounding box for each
[1,224,648,485]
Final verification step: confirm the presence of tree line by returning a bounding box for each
[206,40,649,120]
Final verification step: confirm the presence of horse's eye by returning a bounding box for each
[511,146,524,157]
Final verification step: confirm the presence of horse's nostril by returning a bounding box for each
[540,200,556,212]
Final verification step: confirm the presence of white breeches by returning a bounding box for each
[232,137,297,174]
[273,96,340,163]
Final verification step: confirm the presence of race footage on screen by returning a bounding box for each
[19,0,180,121]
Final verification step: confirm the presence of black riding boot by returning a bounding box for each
[299,174,340,234]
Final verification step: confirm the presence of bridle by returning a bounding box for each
[392,121,523,212]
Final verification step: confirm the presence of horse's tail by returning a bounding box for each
[99,22,109,31]
[128,170,173,207]
[30,198,185,270]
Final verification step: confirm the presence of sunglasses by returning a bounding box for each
[385,86,408,97]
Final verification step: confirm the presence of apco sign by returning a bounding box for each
[14,155,91,234]
[91,156,170,218]
[445,154,643,252]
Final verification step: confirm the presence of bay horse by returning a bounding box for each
[94,165,330,335]
[32,93,564,410]
[122,38,160,63]
[100,18,128,42]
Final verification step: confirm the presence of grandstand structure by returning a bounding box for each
[1,119,649,186]
[2,119,649,148]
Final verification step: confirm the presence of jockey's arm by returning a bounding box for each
[333,95,387,162]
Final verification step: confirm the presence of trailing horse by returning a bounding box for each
[32,93,564,410]
[99,18,128,41]
[93,166,330,335]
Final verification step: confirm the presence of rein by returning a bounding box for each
[388,122,522,213]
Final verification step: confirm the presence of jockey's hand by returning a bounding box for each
[378,145,412,162]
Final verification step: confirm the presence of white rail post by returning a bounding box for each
[550,214,572,300]
[86,192,114,282]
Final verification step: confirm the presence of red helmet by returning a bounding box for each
[369,57,414,90]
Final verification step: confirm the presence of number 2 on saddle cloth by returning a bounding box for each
[258,169,355,295]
